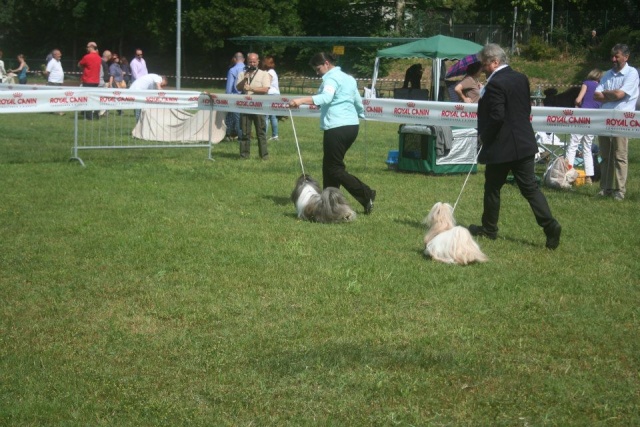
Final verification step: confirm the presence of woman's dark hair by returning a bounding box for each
[309,52,336,67]
[466,61,482,75]
[262,55,275,70]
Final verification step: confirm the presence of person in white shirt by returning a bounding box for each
[0,50,6,83]
[262,55,280,140]
[129,73,168,122]
[44,49,64,86]
[593,43,640,201]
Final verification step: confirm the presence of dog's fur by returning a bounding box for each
[290,174,356,223]
[543,87,581,108]
[423,202,488,265]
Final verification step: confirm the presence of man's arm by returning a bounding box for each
[594,89,626,102]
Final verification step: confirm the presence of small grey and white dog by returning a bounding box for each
[290,174,356,223]
[423,202,488,265]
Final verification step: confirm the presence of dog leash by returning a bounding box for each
[288,109,306,177]
[452,143,482,213]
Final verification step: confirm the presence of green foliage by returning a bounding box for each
[1,112,639,425]
[401,8,445,38]
[521,35,561,60]
[593,27,640,60]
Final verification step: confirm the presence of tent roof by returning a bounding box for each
[228,36,421,46]
[376,35,483,60]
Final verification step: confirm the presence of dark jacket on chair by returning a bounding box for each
[477,66,538,165]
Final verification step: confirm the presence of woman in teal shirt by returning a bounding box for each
[11,54,29,84]
[289,52,376,214]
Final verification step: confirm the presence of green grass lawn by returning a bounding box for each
[1,112,639,425]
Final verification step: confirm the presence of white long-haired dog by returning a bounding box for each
[423,202,488,265]
[290,174,356,223]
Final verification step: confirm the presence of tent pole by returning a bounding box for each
[371,57,380,98]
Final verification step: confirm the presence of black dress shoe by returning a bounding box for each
[468,224,497,240]
[364,190,376,215]
[545,222,562,250]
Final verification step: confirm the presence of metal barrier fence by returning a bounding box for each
[71,107,217,166]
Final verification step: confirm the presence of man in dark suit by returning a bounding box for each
[469,43,562,250]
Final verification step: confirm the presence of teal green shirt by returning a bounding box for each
[312,66,365,130]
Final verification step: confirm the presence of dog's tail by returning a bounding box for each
[319,187,357,223]
[452,227,489,264]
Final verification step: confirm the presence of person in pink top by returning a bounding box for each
[130,48,148,83]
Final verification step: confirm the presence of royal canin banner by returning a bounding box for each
[1,85,638,138]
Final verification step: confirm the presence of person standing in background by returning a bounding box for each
[44,49,64,86]
[589,30,600,48]
[262,55,280,141]
[108,54,125,116]
[225,52,245,141]
[0,50,6,83]
[236,52,271,160]
[78,42,101,87]
[594,43,640,201]
[100,50,112,87]
[10,54,29,84]
[130,48,148,83]
[120,56,131,87]
[566,68,603,185]
[108,54,125,89]
[454,61,483,103]
[78,41,102,120]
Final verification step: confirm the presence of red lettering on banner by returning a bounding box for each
[441,109,477,119]
[145,96,179,104]
[235,100,263,108]
[606,118,640,127]
[393,106,429,118]
[271,102,290,110]
[365,106,383,114]
[99,96,136,103]
[546,115,592,125]
[1,97,37,106]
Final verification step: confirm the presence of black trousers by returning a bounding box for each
[81,82,100,119]
[482,155,556,233]
[322,125,373,208]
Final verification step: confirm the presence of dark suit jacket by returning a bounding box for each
[477,66,538,165]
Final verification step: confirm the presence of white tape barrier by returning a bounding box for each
[1,84,638,138]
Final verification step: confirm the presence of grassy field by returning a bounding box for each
[1,111,639,425]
